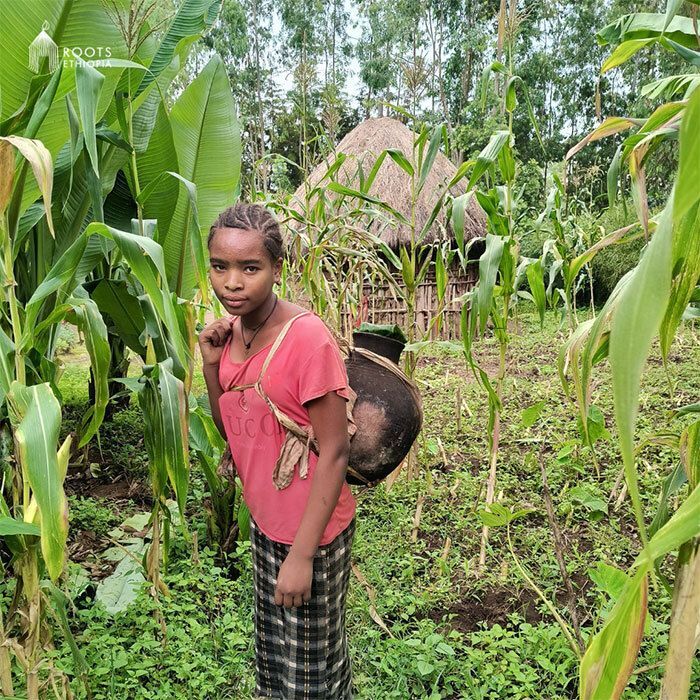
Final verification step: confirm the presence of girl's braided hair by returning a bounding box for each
[208,204,285,262]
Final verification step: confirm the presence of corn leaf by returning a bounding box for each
[681,420,699,489]
[74,56,105,177]
[579,568,648,700]
[660,36,700,66]
[505,75,521,112]
[648,461,687,540]
[89,279,147,355]
[160,360,189,518]
[138,368,168,496]
[8,382,66,580]
[418,124,443,193]
[0,517,40,537]
[435,245,448,304]
[0,135,55,237]
[566,118,637,161]
[675,86,700,221]
[634,476,700,568]
[628,149,649,236]
[468,131,509,190]
[189,403,225,457]
[166,171,209,305]
[642,73,700,100]
[69,291,111,447]
[0,326,13,406]
[659,203,700,363]
[610,201,674,551]
[607,146,623,207]
[22,235,90,336]
[362,150,388,193]
[23,61,65,141]
[449,192,473,256]
[526,260,546,327]
[569,223,641,284]
[0,141,13,215]
[400,246,415,291]
[598,13,699,47]
[602,38,657,73]
[476,233,505,334]
[326,182,408,224]
[385,148,415,178]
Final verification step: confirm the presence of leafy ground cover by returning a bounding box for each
[5,310,697,699]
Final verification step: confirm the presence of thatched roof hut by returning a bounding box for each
[288,117,486,251]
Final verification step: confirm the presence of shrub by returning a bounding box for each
[577,203,645,303]
[55,323,80,355]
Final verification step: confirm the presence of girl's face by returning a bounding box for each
[208,227,282,315]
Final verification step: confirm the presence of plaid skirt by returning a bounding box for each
[250,517,355,699]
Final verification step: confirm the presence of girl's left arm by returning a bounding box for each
[274,390,350,608]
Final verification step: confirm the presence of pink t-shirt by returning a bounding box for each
[218,311,356,545]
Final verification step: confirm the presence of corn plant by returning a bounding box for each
[0,125,108,700]
[536,175,637,331]
[270,155,404,340]
[189,401,249,565]
[456,3,547,569]
[0,135,190,697]
[368,119,466,379]
[559,6,700,696]
[273,120,473,482]
[0,2,238,693]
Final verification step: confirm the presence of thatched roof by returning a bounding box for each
[288,117,486,250]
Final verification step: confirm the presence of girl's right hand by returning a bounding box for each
[198,318,232,367]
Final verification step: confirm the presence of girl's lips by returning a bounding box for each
[224,298,246,308]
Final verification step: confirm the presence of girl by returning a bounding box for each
[198,203,355,699]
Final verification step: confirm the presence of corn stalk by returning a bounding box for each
[457,4,547,569]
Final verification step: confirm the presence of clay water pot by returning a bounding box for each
[352,331,405,364]
[345,347,422,485]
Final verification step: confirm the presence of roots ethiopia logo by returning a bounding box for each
[28,21,58,73]
[29,20,113,73]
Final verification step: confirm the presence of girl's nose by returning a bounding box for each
[224,274,243,291]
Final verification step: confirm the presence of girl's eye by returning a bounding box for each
[211,264,225,271]
[245,266,259,273]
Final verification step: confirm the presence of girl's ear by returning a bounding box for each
[273,257,283,283]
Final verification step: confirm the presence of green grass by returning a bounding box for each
[5,309,699,698]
